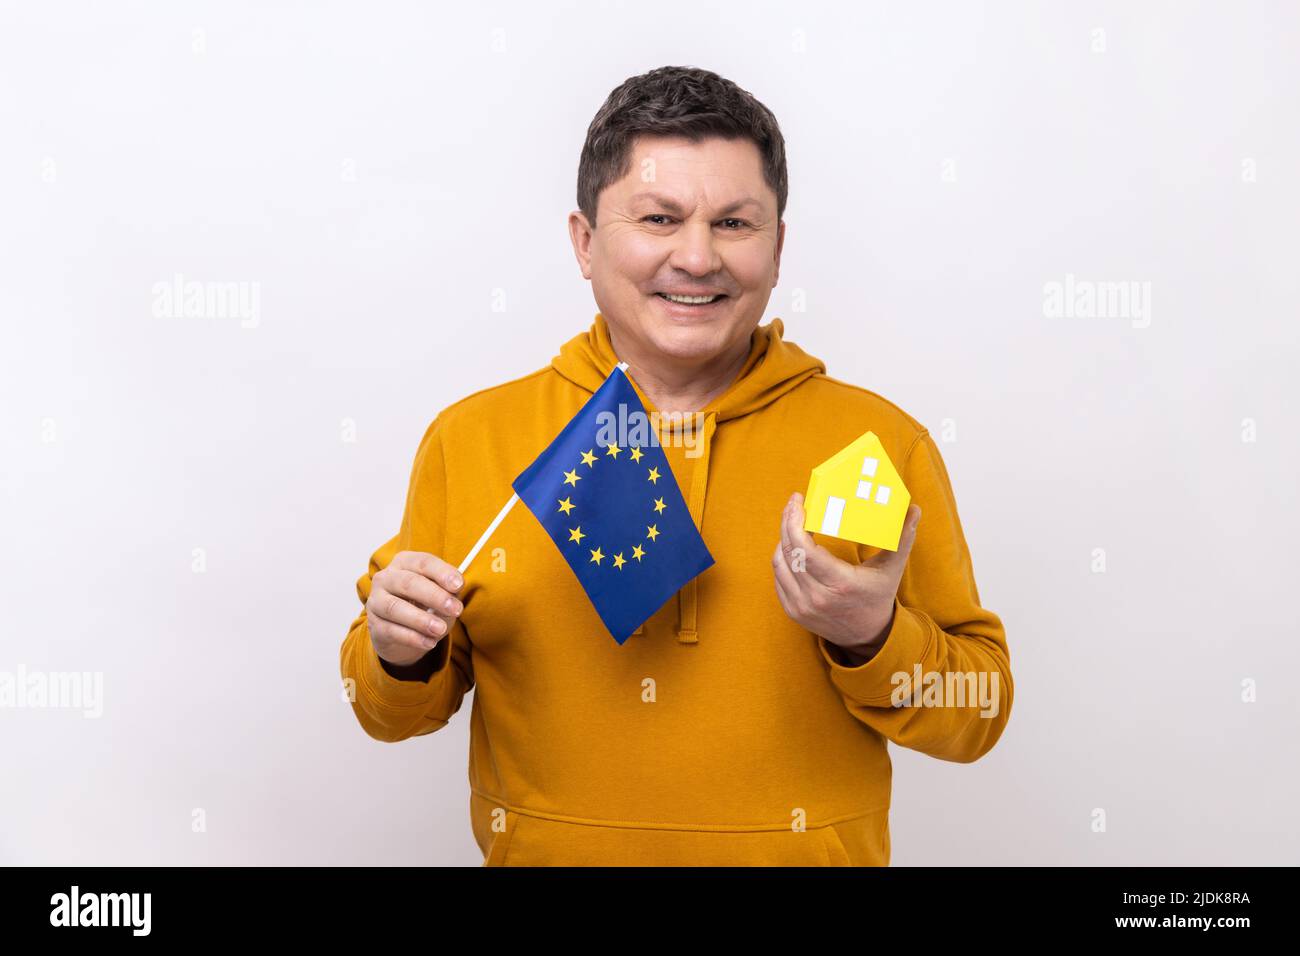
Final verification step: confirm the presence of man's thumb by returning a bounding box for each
[893,503,922,560]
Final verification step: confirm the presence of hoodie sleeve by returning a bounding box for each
[815,430,1012,763]
[339,415,475,743]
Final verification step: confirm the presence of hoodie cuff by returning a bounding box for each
[358,626,454,710]
[816,598,933,705]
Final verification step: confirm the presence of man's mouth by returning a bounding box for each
[654,292,728,305]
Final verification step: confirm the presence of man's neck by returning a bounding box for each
[607,326,751,415]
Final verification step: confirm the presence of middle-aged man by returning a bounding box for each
[340,65,1013,866]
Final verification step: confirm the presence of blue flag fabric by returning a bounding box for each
[512,366,715,644]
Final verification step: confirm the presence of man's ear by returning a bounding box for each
[568,210,594,279]
[772,218,786,287]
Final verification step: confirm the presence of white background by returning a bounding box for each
[2,0,1297,865]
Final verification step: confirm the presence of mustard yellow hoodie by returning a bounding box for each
[340,313,1013,866]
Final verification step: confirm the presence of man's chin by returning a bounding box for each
[637,319,734,363]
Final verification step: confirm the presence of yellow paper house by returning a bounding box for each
[803,431,911,550]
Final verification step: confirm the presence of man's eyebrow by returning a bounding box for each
[627,192,766,216]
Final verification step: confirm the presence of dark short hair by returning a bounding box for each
[576,65,788,228]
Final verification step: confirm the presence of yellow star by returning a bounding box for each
[580,449,597,467]
[632,544,645,562]
[557,497,575,515]
[652,497,666,514]
[605,443,621,459]
[646,524,660,542]
[589,547,605,565]
[563,469,581,487]
[568,526,585,544]
[613,552,626,570]
[629,447,644,463]
[647,466,661,484]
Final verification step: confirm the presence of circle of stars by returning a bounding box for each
[556,443,667,570]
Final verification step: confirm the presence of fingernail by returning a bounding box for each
[451,575,463,589]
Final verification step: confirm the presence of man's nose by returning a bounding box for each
[667,219,723,276]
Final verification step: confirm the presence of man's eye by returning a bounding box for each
[643,214,672,225]
[719,218,747,230]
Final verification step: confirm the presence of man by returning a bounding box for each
[340,65,1012,866]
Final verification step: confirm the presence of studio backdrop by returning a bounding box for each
[1,0,1296,865]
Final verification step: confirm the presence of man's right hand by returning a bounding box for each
[366,551,464,667]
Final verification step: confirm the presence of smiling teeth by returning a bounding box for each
[660,293,720,304]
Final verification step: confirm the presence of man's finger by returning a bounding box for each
[772,540,802,598]
[372,614,444,654]
[771,543,805,618]
[784,492,842,580]
[397,551,464,593]
[373,586,452,639]
[388,568,463,618]
[867,503,922,569]
[896,503,922,556]
[778,494,794,556]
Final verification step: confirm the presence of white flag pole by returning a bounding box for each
[457,492,519,576]
[452,363,623,583]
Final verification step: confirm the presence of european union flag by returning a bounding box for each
[512,365,715,644]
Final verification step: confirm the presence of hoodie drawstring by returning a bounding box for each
[676,411,717,644]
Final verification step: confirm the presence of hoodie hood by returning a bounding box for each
[551,312,826,645]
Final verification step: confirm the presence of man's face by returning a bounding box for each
[569,134,785,367]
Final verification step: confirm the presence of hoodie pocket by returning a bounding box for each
[820,823,852,866]
[481,810,520,867]
[482,810,857,866]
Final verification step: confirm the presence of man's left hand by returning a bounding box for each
[772,493,922,664]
